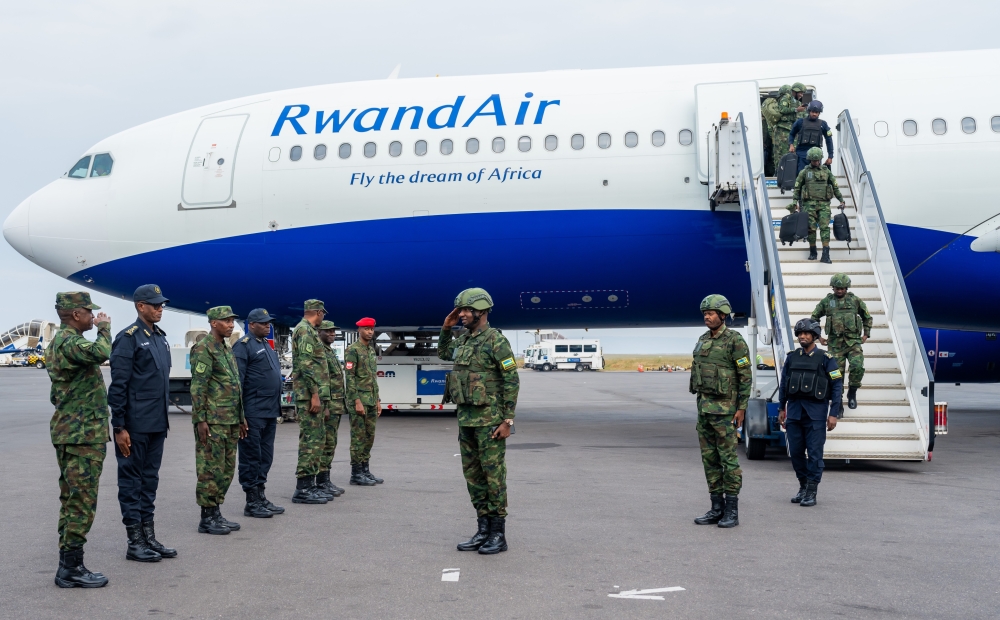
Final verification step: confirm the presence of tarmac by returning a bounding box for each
[0,367,998,619]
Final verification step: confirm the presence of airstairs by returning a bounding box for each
[709,109,935,461]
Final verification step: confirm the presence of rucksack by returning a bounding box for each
[762,98,782,127]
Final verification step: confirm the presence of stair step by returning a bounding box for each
[828,433,921,441]
[823,451,926,461]
[783,274,877,287]
[839,416,914,423]
[823,438,926,456]
[786,300,885,316]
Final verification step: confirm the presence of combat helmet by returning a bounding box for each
[807,100,823,113]
[830,273,852,288]
[807,147,824,161]
[791,82,806,93]
[778,84,791,95]
[454,288,494,310]
[699,294,732,315]
[794,318,822,339]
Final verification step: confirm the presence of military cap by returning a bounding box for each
[356,317,376,327]
[304,299,326,312]
[207,306,239,320]
[791,82,806,92]
[55,291,101,310]
[318,320,337,330]
[133,284,169,305]
[247,308,274,323]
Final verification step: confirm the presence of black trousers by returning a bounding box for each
[785,406,828,483]
[115,430,166,526]
[239,417,277,491]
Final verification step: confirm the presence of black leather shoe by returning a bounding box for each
[821,247,832,264]
[694,494,725,525]
[350,463,375,486]
[125,523,161,562]
[478,517,508,554]
[244,488,273,518]
[791,478,808,503]
[258,485,285,514]
[457,516,490,551]
[215,507,240,531]
[847,387,858,409]
[800,482,818,507]
[808,247,818,260]
[292,476,329,504]
[717,495,739,528]
[198,507,230,535]
[55,549,109,588]
[363,462,384,484]
[141,521,177,558]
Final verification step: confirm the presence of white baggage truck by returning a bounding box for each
[527,339,603,371]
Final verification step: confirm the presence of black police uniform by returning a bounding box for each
[779,346,843,483]
[108,286,171,527]
[789,116,834,174]
[233,310,282,491]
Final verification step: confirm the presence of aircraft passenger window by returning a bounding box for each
[68,155,91,178]
[90,153,113,177]
[902,120,918,136]
[598,133,611,149]
[545,135,558,151]
[268,147,281,162]
[555,345,568,353]
[874,121,889,137]
[569,344,582,353]
[932,119,947,135]
[466,138,479,154]
[389,141,402,157]
[339,143,351,159]
[440,139,453,155]
[992,116,1000,133]
[962,117,976,134]
[314,144,327,160]
[571,134,584,150]
[624,132,638,148]
[678,129,693,146]
[518,136,531,152]
[651,130,665,147]
[493,137,505,153]
[583,344,597,353]
[415,140,428,156]
[289,146,302,161]
[364,142,376,158]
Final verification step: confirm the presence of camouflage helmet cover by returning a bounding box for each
[778,84,791,95]
[699,294,732,315]
[454,287,494,310]
[791,82,806,92]
[830,273,852,288]
[807,147,824,161]
[794,318,822,339]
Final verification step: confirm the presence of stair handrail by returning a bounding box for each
[837,110,935,454]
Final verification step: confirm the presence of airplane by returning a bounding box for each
[4,48,1000,382]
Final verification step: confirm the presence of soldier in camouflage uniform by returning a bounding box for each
[346,317,382,486]
[439,288,520,555]
[317,320,347,497]
[190,306,248,535]
[690,294,752,529]
[812,273,873,410]
[771,85,798,173]
[793,147,846,264]
[48,292,112,588]
[290,300,333,504]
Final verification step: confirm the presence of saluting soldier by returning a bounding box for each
[317,321,347,497]
[345,317,382,486]
[190,306,248,535]
[812,274,873,410]
[438,288,520,555]
[233,308,284,518]
[290,300,332,504]
[108,284,176,563]
[48,292,112,588]
[690,295,752,529]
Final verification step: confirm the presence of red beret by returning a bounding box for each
[356,317,376,327]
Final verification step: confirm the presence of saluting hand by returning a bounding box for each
[443,308,461,328]
[95,312,111,326]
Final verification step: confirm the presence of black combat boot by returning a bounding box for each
[125,522,161,562]
[363,461,384,484]
[478,517,508,555]
[215,506,240,531]
[293,475,329,503]
[198,506,230,535]
[350,463,376,486]
[800,482,818,507]
[141,521,177,558]
[717,495,740,528]
[847,387,858,409]
[258,484,285,514]
[808,246,818,261]
[693,493,725,525]
[791,478,808,503]
[244,487,273,518]
[55,548,109,588]
[821,247,832,264]
[315,471,340,498]
[457,516,491,551]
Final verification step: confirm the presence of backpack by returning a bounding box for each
[761,98,782,127]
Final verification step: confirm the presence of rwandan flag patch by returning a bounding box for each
[736,357,750,368]
[829,369,843,379]
[500,357,516,371]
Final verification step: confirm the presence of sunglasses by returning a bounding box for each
[140,302,165,310]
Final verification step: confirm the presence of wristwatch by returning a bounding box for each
[113,426,124,435]
[504,419,514,427]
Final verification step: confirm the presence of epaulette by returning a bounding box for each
[241,337,250,343]
[125,325,139,336]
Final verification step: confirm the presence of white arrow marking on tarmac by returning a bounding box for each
[442,568,460,582]
[608,586,685,600]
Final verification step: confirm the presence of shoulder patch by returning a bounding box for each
[241,337,249,343]
[195,362,208,374]
[345,361,354,370]
[305,343,313,353]
[500,357,516,371]
[736,356,750,368]
[829,369,843,380]
[125,325,138,336]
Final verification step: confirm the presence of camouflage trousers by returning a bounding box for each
[295,401,329,478]
[829,340,865,388]
[803,200,832,246]
[350,403,377,463]
[54,443,105,551]
[696,399,742,495]
[194,423,239,507]
[772,127,791,172]
[321,398,347,472]
[459,426,508,518]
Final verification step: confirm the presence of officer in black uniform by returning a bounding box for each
[233,308,285,518]
[788,100,834,174]
[108,284,177,562]
[778,318,844,508]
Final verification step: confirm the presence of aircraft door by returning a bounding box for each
[180,114,249,209]
[694,81,763,183]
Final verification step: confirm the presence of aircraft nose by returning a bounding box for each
[3,196,33,259]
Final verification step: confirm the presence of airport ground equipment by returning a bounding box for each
[526,339,603,371]
[369,328,456,412]
[705,103,935,461]
[0,320,56,353]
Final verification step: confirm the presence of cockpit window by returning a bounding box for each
[90,153,113,177]
[68,156,91,178]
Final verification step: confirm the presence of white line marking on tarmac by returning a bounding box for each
[454,454,460,457]
[441,568,460,582]
[608,586,685,600]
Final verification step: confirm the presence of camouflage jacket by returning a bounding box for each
[774,93,801,129]
[689,325,753,411]
[190,334,244,425]
[438,323,520,427]
[793,165,844,204]
[324,346,346,402]
[345,340,380,407]
[811,292,873,345]
[47,321,112,445]
[291,318,330,402]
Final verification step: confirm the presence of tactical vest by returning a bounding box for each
[798,117,824,148]
[690,333,738,398]
[786,350,829,401]
[444,328,504,406]
[823,294,863,338]
[800,167,835,201]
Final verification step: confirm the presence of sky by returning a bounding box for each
[1,0,997,353]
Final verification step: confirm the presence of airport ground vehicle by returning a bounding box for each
[526,339,603,371]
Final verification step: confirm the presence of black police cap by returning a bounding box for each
[247,308,274,323]
[133,284,169,305]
